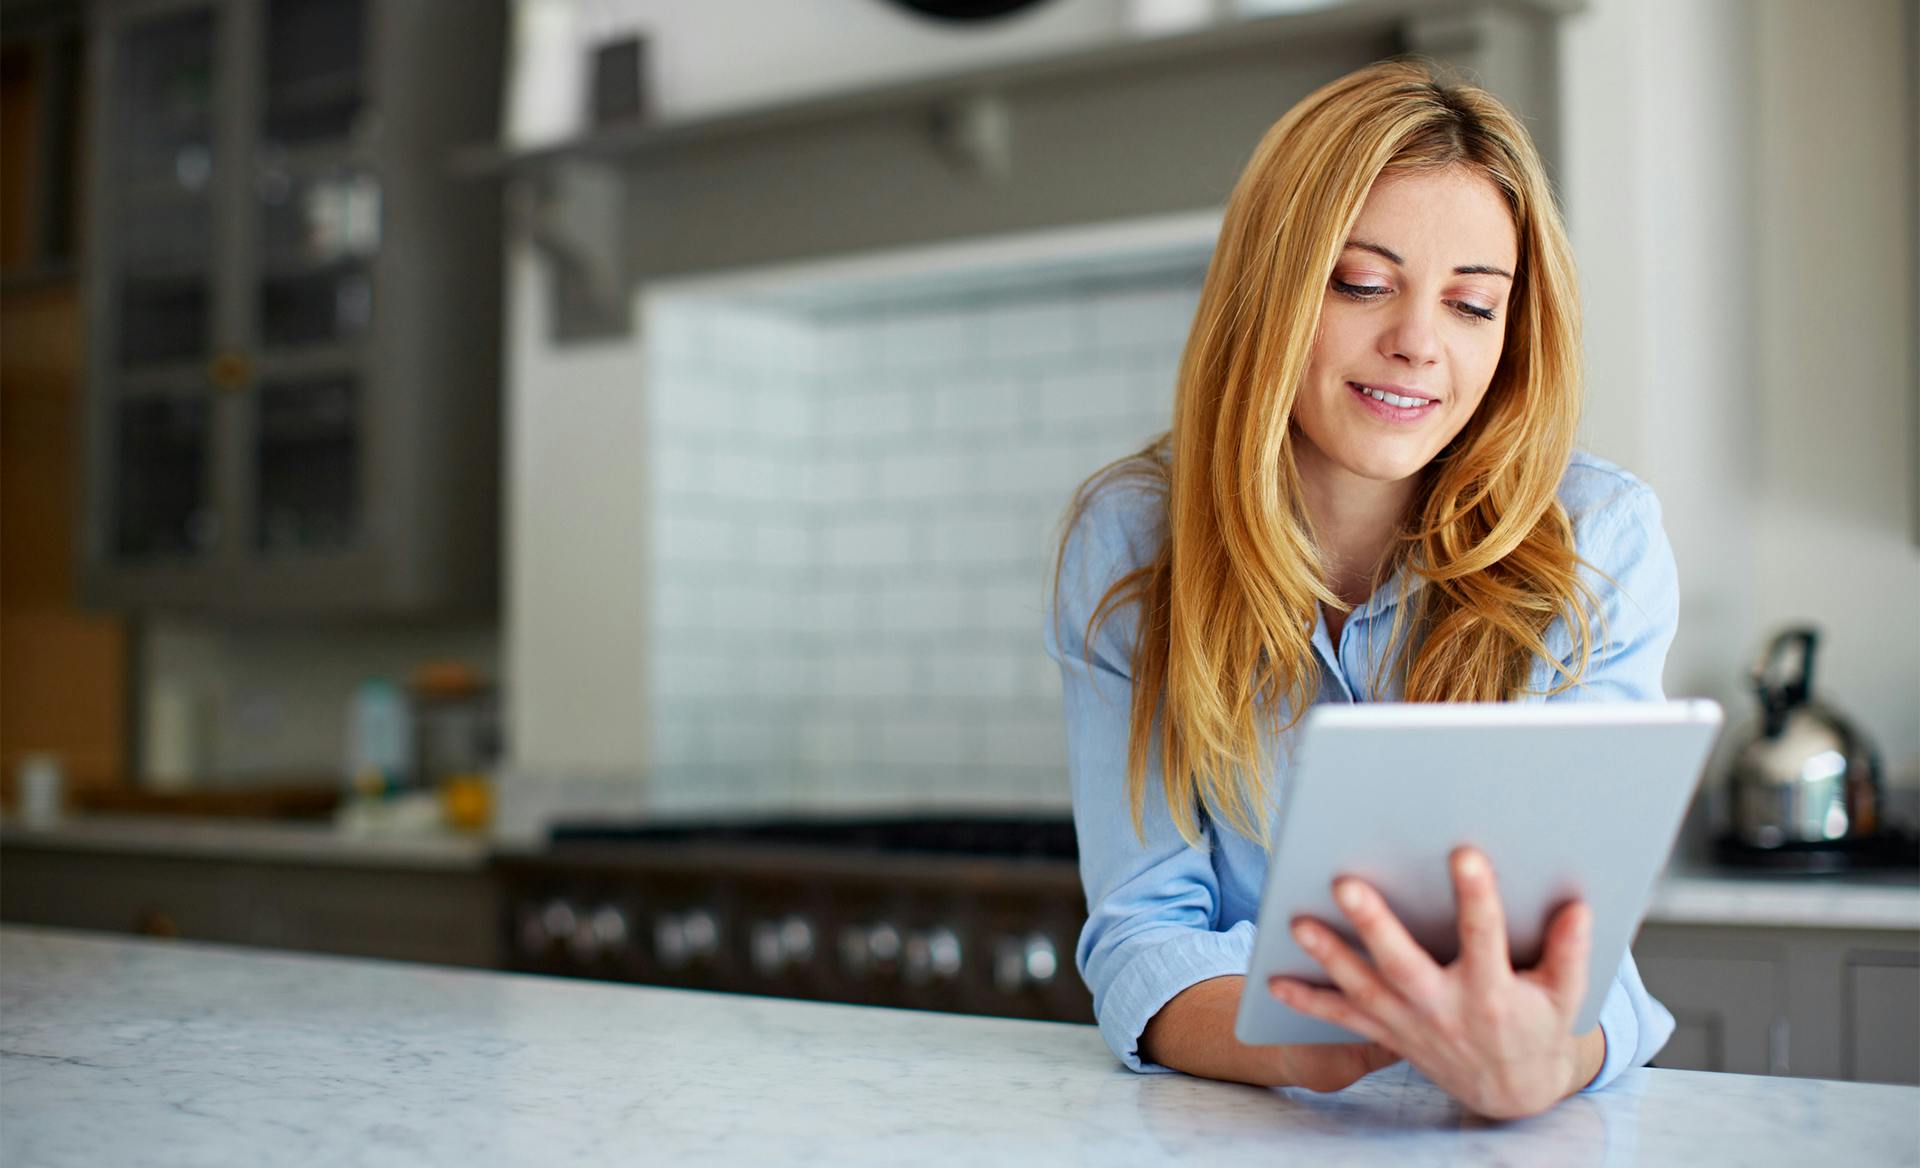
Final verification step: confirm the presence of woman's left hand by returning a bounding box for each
[1267,846,1605,1120]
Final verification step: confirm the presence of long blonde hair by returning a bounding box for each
[1051,59,1602,849]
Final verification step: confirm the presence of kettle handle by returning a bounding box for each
[1753,627,1818,733]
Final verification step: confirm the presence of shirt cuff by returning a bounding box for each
[1093,920,1258,1073]
[1579,968,1673,1093]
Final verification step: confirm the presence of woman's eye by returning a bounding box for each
[1332,279,1499,323]
[1332,278,1388,300]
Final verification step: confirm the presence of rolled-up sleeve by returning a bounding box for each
[1044,486,1252,1073]
[1537,479,1682,1092]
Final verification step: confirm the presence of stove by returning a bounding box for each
[492,815,1094,1024]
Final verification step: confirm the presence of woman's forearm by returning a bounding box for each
[1142,975,1298,1085]
[1140,975,1283,1085]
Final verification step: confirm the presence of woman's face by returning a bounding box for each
[1291,166,1519,487]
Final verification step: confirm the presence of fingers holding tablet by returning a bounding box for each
[1530,898,1595,1020]
[1450,846,1515,997]
[1327,877,1447,1014]
[1271,863,1606,1119]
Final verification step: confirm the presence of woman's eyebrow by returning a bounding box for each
[1343,238,1514,280]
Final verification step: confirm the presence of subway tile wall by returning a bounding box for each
[643,270,1202,814]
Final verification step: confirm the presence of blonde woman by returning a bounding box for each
[1045,59,1677,1120]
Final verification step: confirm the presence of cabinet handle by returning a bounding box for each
[135,908,179,938]
[209,352,253,393]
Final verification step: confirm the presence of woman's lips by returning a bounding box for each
[1348,381,1440,423]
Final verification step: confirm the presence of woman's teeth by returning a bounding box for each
[1356,384,1435,409]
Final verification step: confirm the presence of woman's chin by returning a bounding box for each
[1331,447,1433,486]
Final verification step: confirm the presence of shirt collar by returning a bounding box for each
[1352,556,1431,620]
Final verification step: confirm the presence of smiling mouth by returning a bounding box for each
[1348,382,1440,409]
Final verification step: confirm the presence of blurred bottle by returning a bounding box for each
[344,678,412,797]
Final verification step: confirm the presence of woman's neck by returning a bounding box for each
[1293,442,1420,610]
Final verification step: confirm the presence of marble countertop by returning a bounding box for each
[1646,868,1920,931]
[0,815,489,870]
[3,926,1915,1167]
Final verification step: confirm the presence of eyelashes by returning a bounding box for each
[1331,278,1498,323]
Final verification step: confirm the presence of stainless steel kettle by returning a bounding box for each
[1726,628,1883,849]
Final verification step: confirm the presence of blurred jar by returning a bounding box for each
[408,661,501,832]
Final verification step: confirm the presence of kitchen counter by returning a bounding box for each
[5,813,1915,931]
[1647,867,1920,931]
[0,813,489,871]
[3,926,1915,1167]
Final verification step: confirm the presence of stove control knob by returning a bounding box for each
[683,908,720,960]
[522,898,576,956]
[994,932,1058,993]
[655,908,721,970]
[780,915,816,965]
[750,914,816,977]
[904,927,964,986]
[838,924,869,977]
[571,904,629,962]
[867,922,902,968]
[839,922,902,979]
[751,920,781,975]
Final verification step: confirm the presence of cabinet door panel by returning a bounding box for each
[247,864,496,968]
[0,850,252,944]
[1847,954,1920,1085]
[1634,943,1788,1075]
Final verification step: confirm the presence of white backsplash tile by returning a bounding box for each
[642,269,1200,814]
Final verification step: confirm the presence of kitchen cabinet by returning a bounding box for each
[0,830,498,968]
[80,0,505,615]
[1635,922,1920,1085]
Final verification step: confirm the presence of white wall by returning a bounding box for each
[1561,0,1919,797]
[503,248,652,776]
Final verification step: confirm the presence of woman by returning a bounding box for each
[1044,59,1678,1120]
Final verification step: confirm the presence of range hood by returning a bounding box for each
[463,0,1579,339]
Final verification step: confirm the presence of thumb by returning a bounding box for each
[1361,1041,1403,1073]
[1533,900,1593,1017]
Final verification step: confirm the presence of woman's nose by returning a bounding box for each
[1380,302,1442,367]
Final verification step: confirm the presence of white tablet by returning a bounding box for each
[1234,700,1724,1045]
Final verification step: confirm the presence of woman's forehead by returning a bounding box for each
[1348,167,1518,271]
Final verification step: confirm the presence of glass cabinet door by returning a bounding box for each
[109,5,218,370]
[113,394,217,559]
[103,4,223,564]
[261,0,366,148]
[252,373,359,556]
[246,0,373,563]
[255,0,374,351]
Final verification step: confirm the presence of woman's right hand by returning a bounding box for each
[1139,974,1403,1090]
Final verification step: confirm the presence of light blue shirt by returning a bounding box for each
[1043,450,1679,1092]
